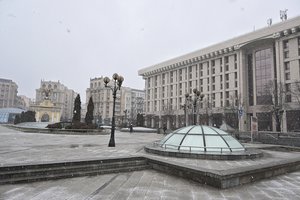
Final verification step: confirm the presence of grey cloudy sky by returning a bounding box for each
[1,0,300,103]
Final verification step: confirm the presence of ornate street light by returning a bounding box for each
[103,73,124,147]
[184,89,204,125]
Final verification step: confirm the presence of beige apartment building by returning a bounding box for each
[138,16,300,132]
[32,80,77,122]
[86,77,145,126]
[0,78,18,108]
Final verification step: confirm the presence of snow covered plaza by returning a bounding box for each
[1,125,300,199]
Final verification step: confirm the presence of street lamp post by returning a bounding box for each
[185,89,204,125]
[103,73,124,147]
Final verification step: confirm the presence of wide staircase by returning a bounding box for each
[0,157,149,185]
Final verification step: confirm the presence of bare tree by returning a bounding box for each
[200,98,213,126]
[226,93,244,129]
[162,100,175,129]
[291,81,300,106]
[263,81,288,132]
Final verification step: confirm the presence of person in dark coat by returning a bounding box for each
[129,124,133,133]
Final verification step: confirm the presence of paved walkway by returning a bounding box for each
[1,125,300,199]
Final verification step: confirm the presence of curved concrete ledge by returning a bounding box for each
[5,125,110,135]
[144,145,263,160]
[2,154,300,189]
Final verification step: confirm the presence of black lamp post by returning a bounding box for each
[185,88,204,125]
[103,73,124,147]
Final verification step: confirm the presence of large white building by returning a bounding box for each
[86,77,145,126]
[138,16,300,132]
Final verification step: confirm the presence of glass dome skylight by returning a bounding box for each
[157,125,244,152]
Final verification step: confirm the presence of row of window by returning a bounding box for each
[149,54,238,87]
[148,89,239,112]
[149,71,239,99]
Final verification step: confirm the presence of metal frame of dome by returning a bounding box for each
[145,125,263,160]
[158,125,245,152]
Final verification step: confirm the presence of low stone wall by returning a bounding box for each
[4,125,109,135]
[239,131,300,147]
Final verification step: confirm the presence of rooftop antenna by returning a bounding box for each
[280,9,288,21]
[267,18,272,26]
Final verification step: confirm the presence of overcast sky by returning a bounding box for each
[1,0,300,103]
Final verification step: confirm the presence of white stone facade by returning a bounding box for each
[138,16,300,132]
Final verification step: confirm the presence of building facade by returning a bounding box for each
[138,16,300,132]
[33,80,77,121]
[86,77,145,126]
[0,78,18,108]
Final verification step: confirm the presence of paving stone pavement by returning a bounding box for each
[1,170,300,200]
[1,125,300,199]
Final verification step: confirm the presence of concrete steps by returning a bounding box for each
[0,157,149,185]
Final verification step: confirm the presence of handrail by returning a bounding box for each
[153,142,244,153]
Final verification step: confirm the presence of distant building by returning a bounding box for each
[86,77,145,126]
[0,78,18,108]
[0,108,26,124]
[32,80,77,122]
[16,95,32,110]
[139,16,300,132]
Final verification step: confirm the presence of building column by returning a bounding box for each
[52,112,54,122]
[151,117,155,128]
[159,115,162,128]
[282,110,287,132]
[175,115,179,128]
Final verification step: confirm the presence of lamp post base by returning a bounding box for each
[108,139,115,147]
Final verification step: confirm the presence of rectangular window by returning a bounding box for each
[284,62,290,71]
[226,91,229,98]
[283,40,289,49]
[225,64,229,71]
[285,83,292,102]
[225,74,229,81]
[171,71,173,81]
[225,56,229,63]
[285,72,290,80]
[179,70,182,81]
[284,51,289,59]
